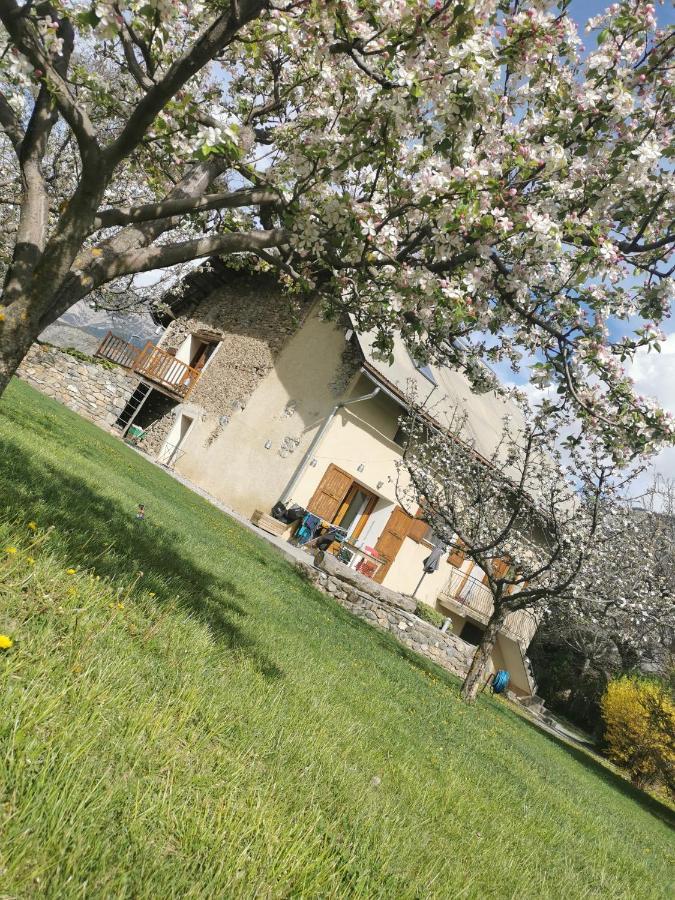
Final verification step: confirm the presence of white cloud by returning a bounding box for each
[625,330,675,485]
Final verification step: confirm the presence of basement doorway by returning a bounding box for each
[158,412,194,468]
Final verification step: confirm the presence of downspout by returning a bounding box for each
[278,382,381,505]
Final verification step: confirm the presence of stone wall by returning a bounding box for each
[17,343,137,430]
[159,269,317,417]
[299,551,475,680]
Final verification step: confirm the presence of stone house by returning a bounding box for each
[90,259,539,697]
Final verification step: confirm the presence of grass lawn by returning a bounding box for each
[0,379,673,899]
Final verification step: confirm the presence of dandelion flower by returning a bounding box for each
[27,522,37,531]
[5,547,17,555]
[27,557,35,565]
[116,602,125,610]
[67,568,77,575]
[0,634,13,650]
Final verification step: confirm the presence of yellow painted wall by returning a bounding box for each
[172,311,357,516]
[383,537,454,604]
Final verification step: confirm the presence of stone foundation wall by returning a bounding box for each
[17,343,137,430]
[159,269,317,417]
[300,552,475,680]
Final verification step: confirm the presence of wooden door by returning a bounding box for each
[351,495,377,542]
[307,464,353,521]
[373,506,412,584]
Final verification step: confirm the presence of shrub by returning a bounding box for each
[415,603,448,630]
[600,676,675,795]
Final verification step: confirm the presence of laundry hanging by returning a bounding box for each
[422,543,445,573]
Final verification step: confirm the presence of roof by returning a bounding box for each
[354,330,529,474]
[149,258,236,326]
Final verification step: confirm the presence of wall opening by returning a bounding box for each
[459,621,486,646]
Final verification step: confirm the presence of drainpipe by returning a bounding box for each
[278,384,381,505]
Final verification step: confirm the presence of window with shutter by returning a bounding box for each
[408,507,431,543]
[306,465,354,521]
[447,541,465,568]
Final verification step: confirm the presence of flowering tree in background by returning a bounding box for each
[0,0,673,460]
[531,476,674,727]
[398,407,654,702]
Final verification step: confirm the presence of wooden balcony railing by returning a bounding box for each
[439,569,537,646]
[96,332,140,369]
[96,331,201,399]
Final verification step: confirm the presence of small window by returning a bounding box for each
[416,363,437,385]
[407,348,437,385]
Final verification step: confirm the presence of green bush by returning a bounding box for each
[601,675,675,795]
[415,602,448,629]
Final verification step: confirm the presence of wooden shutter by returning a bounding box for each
[448,546,465,568]
[408,507,430,543]
[492,558,511,579]
[480,558,510,585]
[373,506,413,583]
[307,465,353,521]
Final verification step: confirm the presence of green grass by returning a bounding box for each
[0,379,673,899]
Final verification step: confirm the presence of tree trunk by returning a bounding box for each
[460,605,508,703]
[0,303,39,393]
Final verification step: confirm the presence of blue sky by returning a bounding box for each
[568,0,674,28]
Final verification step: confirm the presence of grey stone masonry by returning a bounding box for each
[299,551,475,680]
[17,343,137,430]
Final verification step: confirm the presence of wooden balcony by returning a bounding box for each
[438,569,537,646]
[96,332,201,400]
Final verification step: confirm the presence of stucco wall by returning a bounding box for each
[17,344,137,430]
[158,269,317,416]
[168,310,362,516]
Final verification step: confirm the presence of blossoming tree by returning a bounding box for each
[397,407,658,702]
[532,476,674,723]
[0,0,673,460]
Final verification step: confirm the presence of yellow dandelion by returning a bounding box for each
[149,591,156,597]
[91,248,103,257]
[5,547,17,555]
[67,568,77,575]
[27,522,37,531]
[27,557,35,565]
[0,310,5,322]
[0,634,13,650]
[116,602,125,610]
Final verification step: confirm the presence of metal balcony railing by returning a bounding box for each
[439,569,537,645]
[96,332,201,399]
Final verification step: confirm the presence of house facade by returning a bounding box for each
[94,260,538,696]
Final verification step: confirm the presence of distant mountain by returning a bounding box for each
[39,300,163,353]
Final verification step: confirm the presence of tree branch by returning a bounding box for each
[80,227,289,281]
[116,11,156,92]
[91,187,279,231]
[106,0,268,167]
[0,90,23,153]
[0,0,100,168]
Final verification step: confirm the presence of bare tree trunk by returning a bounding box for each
[460,605,508,703]
[0,309,38,395]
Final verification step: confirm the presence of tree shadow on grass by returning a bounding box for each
[489,700,675,828]
[0,435,283,680]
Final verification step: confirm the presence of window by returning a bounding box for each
[415,362,437,385]
[407,348,437,385]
